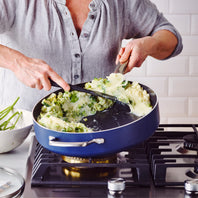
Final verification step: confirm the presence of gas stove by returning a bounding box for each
[23,124,198,198]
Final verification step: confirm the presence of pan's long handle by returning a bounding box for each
[49,136,104,147]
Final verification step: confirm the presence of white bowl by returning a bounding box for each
[0,108,33,153]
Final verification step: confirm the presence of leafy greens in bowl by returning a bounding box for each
[0,98,33,153]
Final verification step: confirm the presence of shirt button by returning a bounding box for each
[89,3,95,8]
[90,15,95,20]
[83,33,89,38]
[74,75,79,79]
[74,53,80,58]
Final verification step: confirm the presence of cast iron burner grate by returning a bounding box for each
[31,124,198,188]
[147,124,198,186]
[31,138,151,187]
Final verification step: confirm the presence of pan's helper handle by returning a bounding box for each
[49,136,105,147]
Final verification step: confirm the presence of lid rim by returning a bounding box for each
[0,167,25,198]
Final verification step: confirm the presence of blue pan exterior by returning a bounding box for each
[33,83,160,157]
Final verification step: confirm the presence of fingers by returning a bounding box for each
[14,55,70,91]
[125,47,143,73]
[116,47,125,64]
[117,39,148,73]
[48,73,70,91]
[35,79,44,90]
[119,46,131,64]
[36,63,70,91]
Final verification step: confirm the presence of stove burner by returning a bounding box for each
[184,134,198,151]
[31,139,151,187]
[61,155,117,164]
[62,155,117,179]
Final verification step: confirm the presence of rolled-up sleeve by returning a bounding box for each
[0,0,17,34]
[125,0,183,59]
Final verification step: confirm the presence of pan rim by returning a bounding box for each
[32,81,159,134]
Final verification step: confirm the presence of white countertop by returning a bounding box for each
[0,132,34,179]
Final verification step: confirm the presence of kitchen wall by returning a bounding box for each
[125,0,198,124]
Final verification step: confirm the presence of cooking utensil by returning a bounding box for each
[32,81,160,157]
[50,79,130,113]
[114,60,129,74]
[49,79,137,130]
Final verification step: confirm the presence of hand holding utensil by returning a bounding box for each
[114,60,129,74]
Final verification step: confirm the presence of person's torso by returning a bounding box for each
[0,0,126,110]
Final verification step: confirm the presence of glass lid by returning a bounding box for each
[0,167,25,198]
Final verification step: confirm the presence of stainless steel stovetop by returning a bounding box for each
[23,124,198,198]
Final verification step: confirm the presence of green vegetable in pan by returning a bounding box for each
[38,73,152,133]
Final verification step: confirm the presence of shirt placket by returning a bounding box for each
[56,0,99,84]
[79,1,98,52]
[57,4,82,84]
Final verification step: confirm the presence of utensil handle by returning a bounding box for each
[114,60,129,74]
[49,136,104,147]
[49,79,118,102]
[49,79,60,87]
[70,85,118,102]
[49,79,130,112]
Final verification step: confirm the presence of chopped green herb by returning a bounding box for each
[70,92,79,103]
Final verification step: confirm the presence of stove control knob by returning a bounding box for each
[108,178,125,195]
[185,179,198,194]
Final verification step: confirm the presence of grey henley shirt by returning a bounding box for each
[0,0,183,110]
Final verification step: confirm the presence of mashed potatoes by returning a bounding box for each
[85,73,152,116]
[38,73,152,132]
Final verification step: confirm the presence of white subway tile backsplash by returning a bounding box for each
[189,98,198,116]
[189,57,198,75]
[160,117,168,124]
[181,36,198,56]
[169,77,198,97]
[167,117,198,124]
[124,76,168,97]
[191,15,198,35]
[147,56,189,76]
[150,0,169,14]
[169,0,198,14]
[124,61,147,77]
[159,97,188,117]
[165,15,190,35]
